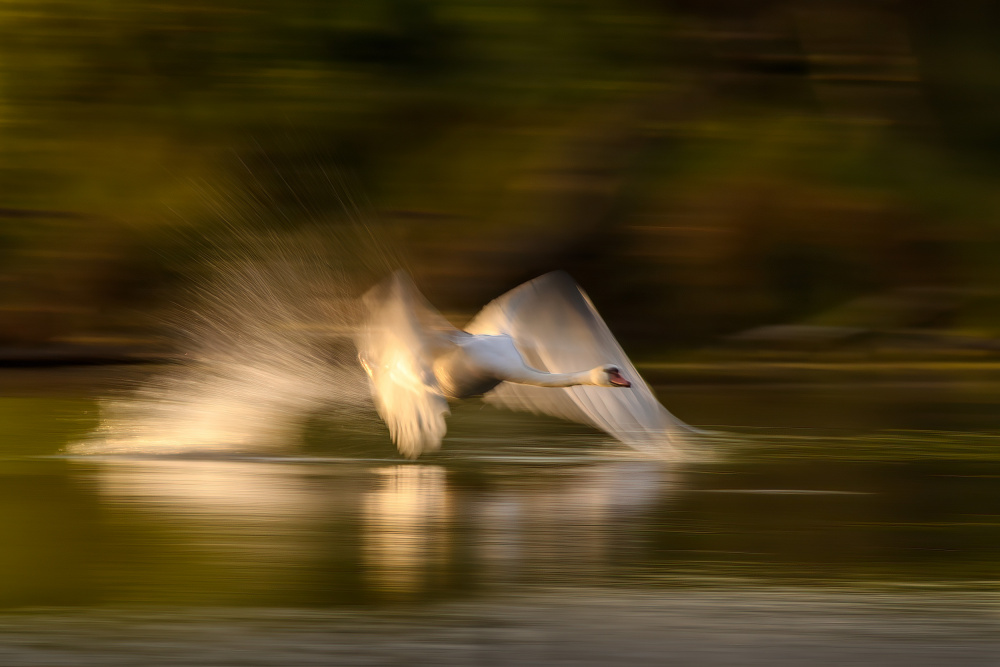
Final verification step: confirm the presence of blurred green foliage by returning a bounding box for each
[1,1,1000,347]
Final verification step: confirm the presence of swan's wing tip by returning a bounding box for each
[359,271,455,459]
[471,273,698,455]
[527,270,580,293]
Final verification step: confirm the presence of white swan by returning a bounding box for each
[356,271,696,458]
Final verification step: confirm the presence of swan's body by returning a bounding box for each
[433,332,622,398]
[356,271,696,458]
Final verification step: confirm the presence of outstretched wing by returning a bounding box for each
[465,271,695,456]
[356,272,456,458]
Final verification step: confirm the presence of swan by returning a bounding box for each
[355,271,696,458]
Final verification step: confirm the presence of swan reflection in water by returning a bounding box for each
[469,461,675,582]
[362,465,452,597]
[91,458,675,601]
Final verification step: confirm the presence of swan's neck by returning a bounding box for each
[520,367,603,388]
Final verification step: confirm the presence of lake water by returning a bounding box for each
[1,367,1000,664]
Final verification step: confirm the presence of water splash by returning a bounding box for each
[72,150,405,456]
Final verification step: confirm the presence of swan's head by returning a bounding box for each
[594,365,631,388]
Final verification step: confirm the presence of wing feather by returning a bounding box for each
[465,271,695,456]
[356,272,454,458]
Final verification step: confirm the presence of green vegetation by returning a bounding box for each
[1,2,1000,348]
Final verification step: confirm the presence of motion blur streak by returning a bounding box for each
[1,2,999,352]
[70,227,381,455]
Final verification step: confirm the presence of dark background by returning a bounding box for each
[1,0,998,354]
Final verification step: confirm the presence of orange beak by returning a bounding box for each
[608,369,631,387]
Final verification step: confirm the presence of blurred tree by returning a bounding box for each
[0,0,996,350]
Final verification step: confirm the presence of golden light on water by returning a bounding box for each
[362,465,450,598]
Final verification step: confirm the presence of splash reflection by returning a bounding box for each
[94,460,336,604]
[97,459,329,521]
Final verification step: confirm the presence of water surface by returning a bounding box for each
[2,377,1000,609]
